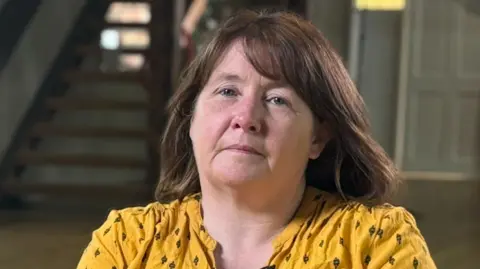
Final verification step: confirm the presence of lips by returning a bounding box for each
[224,144,262,155]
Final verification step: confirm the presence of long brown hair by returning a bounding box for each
[155,10,399,205]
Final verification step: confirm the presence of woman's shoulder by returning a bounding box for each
[310,188,417,228]
[307,189,435,268]
[343,200,421,240]
[112,200,174,223]
[106,202,166,232]
[345,199,416,225]
[103,196,196,237]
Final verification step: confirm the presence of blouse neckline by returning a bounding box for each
[186,186,322,251]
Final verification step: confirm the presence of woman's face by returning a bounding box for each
[190,41,327,188]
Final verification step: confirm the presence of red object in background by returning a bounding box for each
[180,27,196,64]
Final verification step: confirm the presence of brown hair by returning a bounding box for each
[155,10,399,205]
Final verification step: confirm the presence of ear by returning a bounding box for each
[309,121,331,160]
[189,108,197,140]
[189,116,195,140]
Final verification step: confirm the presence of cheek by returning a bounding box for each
[190,100,229,150]
[266,113,314,155]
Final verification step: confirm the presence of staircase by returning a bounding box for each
[0,0,175,205]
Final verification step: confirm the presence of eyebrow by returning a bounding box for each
[210,71,289,89]
[210,72,243,84]
[261,80,290,90]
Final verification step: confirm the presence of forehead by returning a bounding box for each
[208,41,279,85]
[211,42,254,76]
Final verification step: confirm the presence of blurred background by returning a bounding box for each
[0,0,478,268]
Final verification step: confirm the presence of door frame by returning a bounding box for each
[393,0,480,181]
[393,0,411,171]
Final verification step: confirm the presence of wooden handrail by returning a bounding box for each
[142,0,175,189]
[180,0,208,64]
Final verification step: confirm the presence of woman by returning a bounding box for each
[77,10,436,269]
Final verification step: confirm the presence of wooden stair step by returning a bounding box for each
[63,70,142,83]
[76,44,148,56]
[105,0,151,2]
[92,20,149,29]
[88,18,149,29]
[30,123,147,139]
[16,151,146,169]
[3,181,150,200]
[105,0,151,4]
[46,97,148,111]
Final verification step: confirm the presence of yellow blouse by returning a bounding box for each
[77,187,436,268]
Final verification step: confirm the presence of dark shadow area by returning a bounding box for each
[0,0,41,74]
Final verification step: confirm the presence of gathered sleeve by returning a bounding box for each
[77,210,135,269]
[76,204,162,269]
[354,206,437,269]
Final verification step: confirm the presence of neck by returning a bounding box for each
[200,179,306,249]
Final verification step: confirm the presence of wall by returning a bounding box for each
[307,0,350,60]
[357,11,402,156]
[0,0,86,160]
[0,0,7,11]
[308,0,401,155]
[308,1,480,220]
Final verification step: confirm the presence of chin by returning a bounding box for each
[204,152,269,185]
[214,170,265,186]
[211,163,268,186]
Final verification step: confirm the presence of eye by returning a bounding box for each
[218,87,237,97]
[267,96,288,106]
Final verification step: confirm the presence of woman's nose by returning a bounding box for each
[230,100,263,133]
[231,115,261,133]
